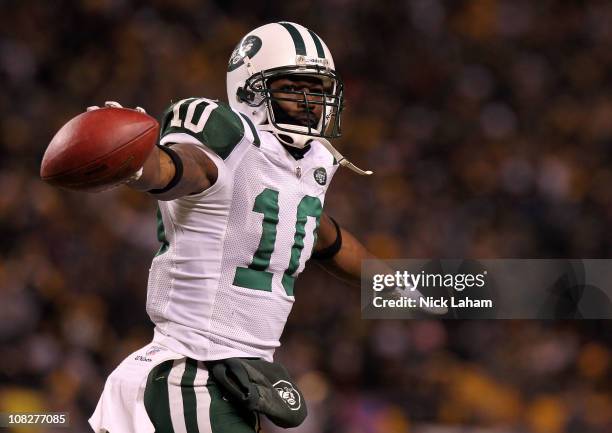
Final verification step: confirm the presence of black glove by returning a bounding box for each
[205,358,307,428]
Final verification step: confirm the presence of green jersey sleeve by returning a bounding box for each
[159,98,245,159]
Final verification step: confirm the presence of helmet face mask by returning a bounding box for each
[240,66,344,144]
[227,22,344,148]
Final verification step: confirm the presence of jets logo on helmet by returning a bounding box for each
[228,35,263,72]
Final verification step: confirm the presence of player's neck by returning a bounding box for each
[282,143,311,160]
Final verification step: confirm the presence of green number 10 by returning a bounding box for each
[233,188,322,296]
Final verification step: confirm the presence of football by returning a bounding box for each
[40,107,159,192]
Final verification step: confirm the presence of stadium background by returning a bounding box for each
[1,0,611,432]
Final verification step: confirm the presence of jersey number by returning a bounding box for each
[170,98,218,133]
[232,188,322,296]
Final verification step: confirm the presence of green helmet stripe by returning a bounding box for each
[307,29,326,59]
[278,22,306,56]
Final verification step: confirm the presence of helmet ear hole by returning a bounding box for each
[237,87,255,103]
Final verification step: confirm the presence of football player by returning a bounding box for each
[88,22,375,433]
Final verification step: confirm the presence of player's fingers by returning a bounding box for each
[86,105,101,112]
[104,101,123,108]
[124,167,144,184]
[135,106,147,113]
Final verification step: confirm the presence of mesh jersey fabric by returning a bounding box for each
[147,98,338,361]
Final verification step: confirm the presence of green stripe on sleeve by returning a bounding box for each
[144,360,176,433]
[181,358,200,433]
[239,113,260,147]
[160,99,245,160]
[307,29,325,58]
[201,104,245,159]
[278,22,306,55]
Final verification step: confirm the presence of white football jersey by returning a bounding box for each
[147,98,338,362]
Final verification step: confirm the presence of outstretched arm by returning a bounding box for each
[312,213,374,286]
[313,213,448,315]
[85,102,217,201]
[128,142,218,201]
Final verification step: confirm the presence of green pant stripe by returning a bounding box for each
[144,360,176,433]
[278,22,306,56]
[181,358,200,433]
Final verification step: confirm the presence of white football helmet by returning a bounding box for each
[226,22,343,149]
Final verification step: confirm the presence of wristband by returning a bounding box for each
[311,216,342,260]
[148,145,183,194]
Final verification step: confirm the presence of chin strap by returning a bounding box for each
[316,138,373,176]
[258,125,373,176]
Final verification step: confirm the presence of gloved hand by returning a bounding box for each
[84,101,148,185]
[86,100,147,113]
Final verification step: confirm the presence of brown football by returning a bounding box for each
[40,107,159,192]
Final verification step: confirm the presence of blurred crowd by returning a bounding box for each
[1,0,611,432]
